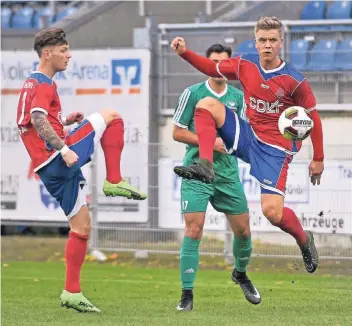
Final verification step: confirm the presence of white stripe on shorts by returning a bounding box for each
[86,112,107,146]
[260,183,286,197]
[232,112,240,151]
[67,184,87,219]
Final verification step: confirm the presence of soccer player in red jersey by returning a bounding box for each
[16,28,147,312]
[171,17,324,273]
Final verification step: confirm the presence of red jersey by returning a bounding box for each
[17,71,65,172]
[217,53,316,154]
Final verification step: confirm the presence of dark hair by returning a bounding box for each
[205,44,232,58]
[34,28,68,56]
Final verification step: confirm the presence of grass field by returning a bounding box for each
[2,260,352,326]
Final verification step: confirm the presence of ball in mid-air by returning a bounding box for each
[278,106,314,141]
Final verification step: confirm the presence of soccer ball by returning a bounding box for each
[278,106,314,141]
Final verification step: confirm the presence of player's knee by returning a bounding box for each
[69,206,92,236]
[262,204,282,225]
[99,109,121,125]
[185,221,204,239]
[82,220,91,235]
[237,227,251,238]
[196,97,221,112]
[71,220,91,236]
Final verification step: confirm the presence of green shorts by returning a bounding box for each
[180,178,248,215]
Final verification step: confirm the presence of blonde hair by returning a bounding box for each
[254,16,282,35]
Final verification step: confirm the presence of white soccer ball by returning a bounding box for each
[278,106,314,141]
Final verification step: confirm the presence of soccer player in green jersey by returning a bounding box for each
[172,44,260,311]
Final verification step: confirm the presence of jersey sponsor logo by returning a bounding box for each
[249,97,283,114]
[275,87,285,99]
[111,59,141,95]
[261,83,269,89]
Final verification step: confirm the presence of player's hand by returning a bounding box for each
[309,160,324,185]
[65,112,84,125]
[170,37,187,55]
[214,137,227,153]
[62,149,79,167]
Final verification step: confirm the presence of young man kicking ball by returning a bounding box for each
[171,17,324,274]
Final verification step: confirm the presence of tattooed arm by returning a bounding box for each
[31,111,65,151]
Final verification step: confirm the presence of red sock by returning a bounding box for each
[276,207,307,246]
[65,231,89,293]
[100,118,124,184]
[194,108,216,163]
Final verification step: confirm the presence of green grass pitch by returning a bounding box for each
[2,261,352,326]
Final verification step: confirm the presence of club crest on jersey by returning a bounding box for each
[276,87,285,99]
[226,101,238,112]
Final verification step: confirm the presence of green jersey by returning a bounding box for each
[173,80,246,182]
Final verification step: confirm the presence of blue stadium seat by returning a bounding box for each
[54,6,78,22]
[300,1,326,20]
[326,0,352,19]
[291,1,328,32]
[335,40,352,70]
[12,7,34,28]
[1,7,12,29]
[234,40,257,56]
[289,40,310,70]
[33,7,54,28]
[307,40,338,71]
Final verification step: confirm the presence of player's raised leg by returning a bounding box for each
[173,97,227,183]
[60,205,100,312]
[98,109,147,200]
[261,193,318,273]
[226,212,261,304]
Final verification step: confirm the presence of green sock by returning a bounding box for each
[233,234,252,273]
[180,236,200,290]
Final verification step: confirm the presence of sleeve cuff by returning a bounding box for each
[30,108,48,115]
[172,121,188,129]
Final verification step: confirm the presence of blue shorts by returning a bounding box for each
[37,113,106,218]
[218,107,293,196]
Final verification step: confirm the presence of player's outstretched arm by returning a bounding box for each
[31,111,78,167]
[170,37,238,80]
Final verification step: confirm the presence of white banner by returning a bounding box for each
[158,159,352,234]
[1,49,150,222]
